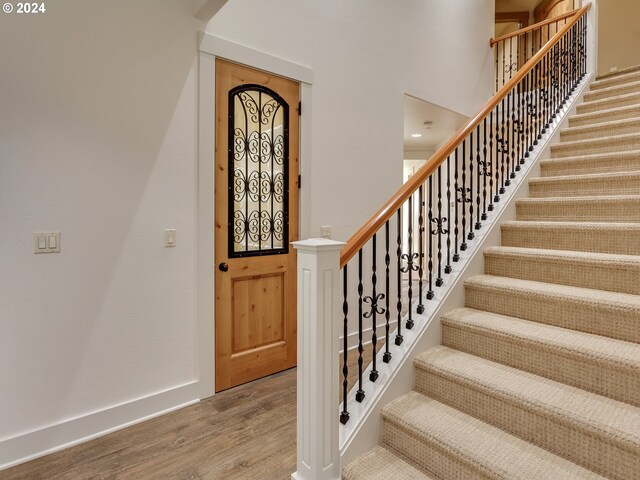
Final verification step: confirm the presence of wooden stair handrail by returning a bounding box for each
[340,3,590,268]
[490,8,579,47]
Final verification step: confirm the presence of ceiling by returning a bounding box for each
[403,95,468,151]
[495,0,539,13]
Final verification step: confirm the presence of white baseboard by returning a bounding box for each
[0,380,201,471]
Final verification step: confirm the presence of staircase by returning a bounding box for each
[343,70,640,479]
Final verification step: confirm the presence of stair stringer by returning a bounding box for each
[339,73,594,470]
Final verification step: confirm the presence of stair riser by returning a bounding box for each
[382,422,492,480]
[516,201,640,223]
[441,323,640,407]
[484,253,640,295]
[528,179,640,197]
[591,73,640,90]
[560,122,640,142]
[414,369,638,480]
[551,137,640,158]
[501,226,640,255]
[464,284,640,343]
[584,84,640,102]
[577,95,640,114]
[568,106,640,127]
[540,156,640,176]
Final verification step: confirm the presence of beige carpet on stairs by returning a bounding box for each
[344,68,640,479]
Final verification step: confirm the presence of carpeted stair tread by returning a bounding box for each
[464,274,640,343]
[568,103,640,127]
[551,132,640,158]
[528,170,640,197]
[540,150,640,176]
[441,307,640,405]
[483,245,640,294]
[576,91,640,114]
[516,195,640,222]
[500,220,640,255]
[592,69,640,90]
[414,347,640,479]
[382,391,606,480]
[343,446,435,480]
[583,79,640,102]
[560,117,640,142]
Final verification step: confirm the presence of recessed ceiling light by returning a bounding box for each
[411,133,423,138]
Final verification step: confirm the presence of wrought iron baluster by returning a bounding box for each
[468,132,475,240]
[340,266,350,424]
[417,185,425,312]
[426,180,434,299]
[365,234,382,382]
[445,155,452,274]
[356,250,365,403]
[395,209,403,346]
[504,94,512,187]
[404,195,417,330]
[459,141,469,251]
[475,125,482,229]
[499,98,506,194]
[489,109,496,208]
[453,147,460,262]
[383,222,392,363]
[510,90,517,179]
[481,119,488,221]
[435,166,446,287]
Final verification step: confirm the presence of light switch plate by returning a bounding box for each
[164,229,176,247]
[320,226,332,239]
[34,232,60,254]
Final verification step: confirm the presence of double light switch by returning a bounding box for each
[34,232,61,254]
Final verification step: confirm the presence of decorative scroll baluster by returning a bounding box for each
[426,180,435,298]
[395,208,403,346]
[417,186,426,312]
[498,98,506,194]
[383,221,392,363]
[434,166,446,287]
[445,155,452,274]
[364,234,382,382]
[340,266,349,424]
[356,250,365,403]
[403,194,417,330]
[458,141,469,251]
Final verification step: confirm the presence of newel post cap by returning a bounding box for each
[292,238,346,253]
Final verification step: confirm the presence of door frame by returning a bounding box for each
[197,33,313,398]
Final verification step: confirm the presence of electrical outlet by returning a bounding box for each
[320,226,332,239]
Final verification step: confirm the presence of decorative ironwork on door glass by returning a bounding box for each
[228,84,289,258]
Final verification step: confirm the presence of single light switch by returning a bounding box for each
[164,229,176,247]
[48,235,57,249]
[38,235,46,249]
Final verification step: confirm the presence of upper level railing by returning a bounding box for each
[491,9,579,91]
[338,3,590,423]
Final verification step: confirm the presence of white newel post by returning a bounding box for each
[291,239,345,480]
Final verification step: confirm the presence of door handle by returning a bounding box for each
[218,262,229,272]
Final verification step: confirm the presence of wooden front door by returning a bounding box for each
[214,59,299,392]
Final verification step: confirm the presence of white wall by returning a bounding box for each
[208,0,494,242]
[0,0,205,467]
[0,0,494,468]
